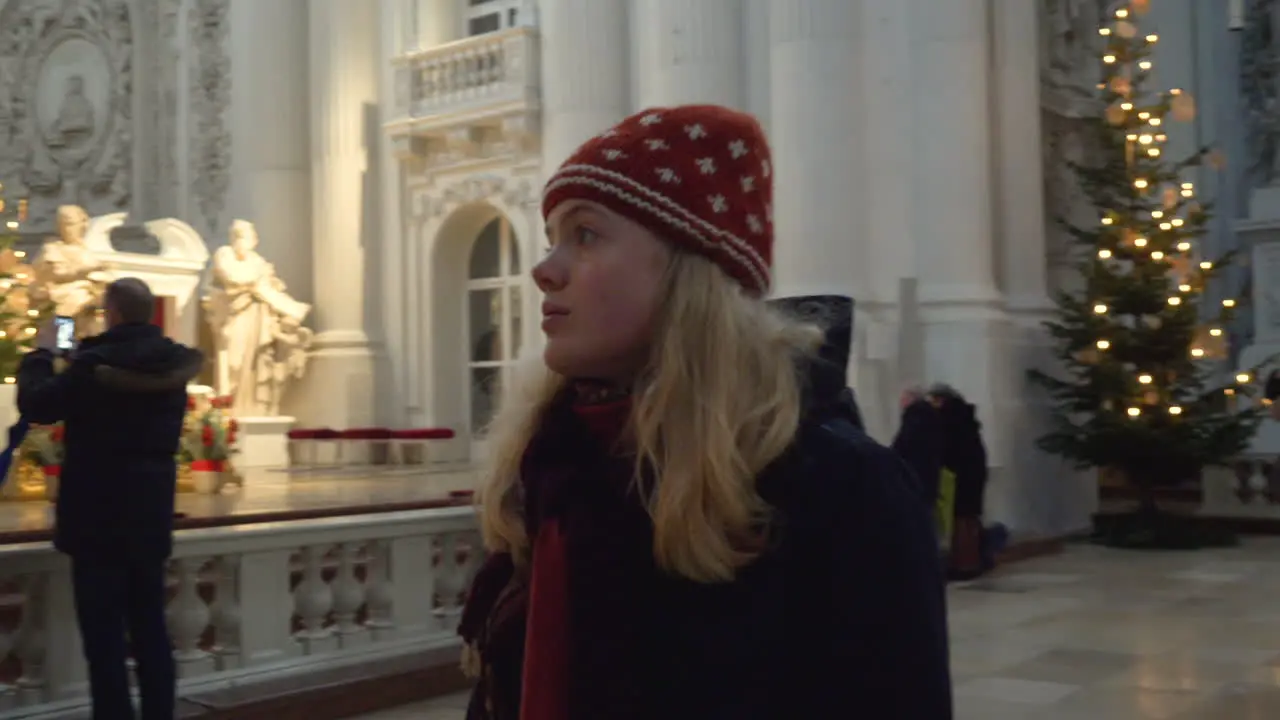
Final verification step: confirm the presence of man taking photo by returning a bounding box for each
[18,277,203,720]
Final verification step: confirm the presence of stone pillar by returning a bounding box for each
[990,0,1072,533]
[541,0,630,174]
[296,0,380,428]
[768,0,864,301]
[226,0,313,301]
[631,0,745,110]
[910,0,1009,488]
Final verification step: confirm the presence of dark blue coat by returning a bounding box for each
[461,355,953,719]
[17,324,203,558]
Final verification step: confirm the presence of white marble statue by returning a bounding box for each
[204,220,313,417]
[29,204,111,337]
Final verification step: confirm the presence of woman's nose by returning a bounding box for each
[532,249,567,292]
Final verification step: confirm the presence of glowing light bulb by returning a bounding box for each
[1210,328,1223,337]
[4,221,16,230]
[23,327,35,336]
[1178,284,1191,293]
[1177,242,1191,251]
[1237,372,1251,383]
[1223,299,1236,308]
[2,377,13,385]
[1147,148,1161,157]
[1127,407,1141,417]
[1139,134,1153,144]
[1138,112,1151,120]
[1121,102,1134,110]
[1139,60,1152,70]
[1181,189,1194,198]
[1225,388,1236,396]
[14,251,25,258]
[1151,210,1164,219]
[1098,249,1113,259]
[1134,237,1148,247]
[1094,304,1108,314]
[1116,8,1129,17]
[1168,297,1182,306]
[1191,348,1206,358]
[1160,222,1173,231]
[1150,117,1162,126]
[1099,27,1112,36]
[1139,374,1153,384]
[1146,34,1159,42]
[25,309,37,317]
[1169,406,1182,415]
[1097,340,1111,350]
[1200,261,1212,270]
[1171,88,1183,95]
[1127,134,1139,142]
[1181,182,1193,189]
[1134,179,1149,189]
[1171,218,1184,227]
[1101,217,1114,225]
[1104,54,1117,64]
[1151,251,1164,260]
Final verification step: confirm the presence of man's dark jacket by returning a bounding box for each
[18,323,203,558]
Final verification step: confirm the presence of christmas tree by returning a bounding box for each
[0,184,39,381]
[1029,1,1272,544]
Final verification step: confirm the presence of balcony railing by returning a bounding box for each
[0,507,481,716]
[391,27,539,127]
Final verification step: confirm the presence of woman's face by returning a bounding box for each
[533,201,669,382]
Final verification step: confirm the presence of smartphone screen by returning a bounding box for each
[54,316,76,352]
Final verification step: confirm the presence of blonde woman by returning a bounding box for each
[458,105,951,720]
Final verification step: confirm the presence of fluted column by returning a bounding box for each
[995,0,1050,312]
[909,0,1009,497]
[768,0,864,300]
[297,0,380,428]
[540,0,629,174]
[226,0,312,301]
[631,0,745,109]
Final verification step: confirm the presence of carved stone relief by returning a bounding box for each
[0,0,134,232]
[1040,0,1110,295]
[424,172,537,219]
[188,0,231,237]
[1241,0,1280,188]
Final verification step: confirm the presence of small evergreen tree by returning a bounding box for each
[1029,1,1272,542]
[0,186,39,380]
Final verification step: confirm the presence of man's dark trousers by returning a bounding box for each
[71,547,175,720]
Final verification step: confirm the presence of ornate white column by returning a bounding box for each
[226,0,313,301]
[540,0,630,174]
[631,0,745,109]
[768,0,864,300]
[995,0,1050,312]
[296,0,380,428]
[909,0,1009,485]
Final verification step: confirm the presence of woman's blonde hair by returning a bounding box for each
[478,252,822,583]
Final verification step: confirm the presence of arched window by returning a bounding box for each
[466,215,523,434]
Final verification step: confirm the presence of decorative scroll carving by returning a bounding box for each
[188,0,232,235]
[0,0,134,232]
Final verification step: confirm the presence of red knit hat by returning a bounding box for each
[542,105,773,296]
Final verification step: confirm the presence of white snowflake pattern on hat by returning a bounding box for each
[696,157,717,174]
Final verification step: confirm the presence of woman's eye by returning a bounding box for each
[575,227,598,245]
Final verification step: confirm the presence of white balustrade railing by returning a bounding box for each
[0,506,481,717]
[392,27,539,120]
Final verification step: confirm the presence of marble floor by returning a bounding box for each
[358,538,1280,719]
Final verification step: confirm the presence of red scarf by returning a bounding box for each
[519,393,631,720]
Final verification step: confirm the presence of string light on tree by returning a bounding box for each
[0,186,41,377]
[1028,1,1269,546]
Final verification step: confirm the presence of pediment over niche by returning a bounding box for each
[84,212,210,270]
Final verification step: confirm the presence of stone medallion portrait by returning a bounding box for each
[36,37,113,163]
[0,0,133,231]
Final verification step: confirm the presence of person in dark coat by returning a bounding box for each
[892,388,944,508]
[18,278,204,720]
[458,106,951,720]
[0,417,31,489]
[927,384,990,580]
